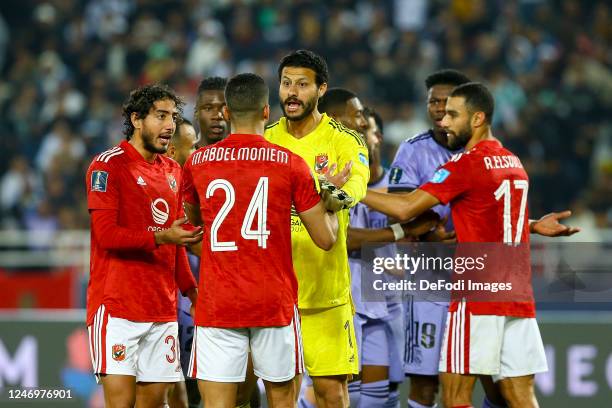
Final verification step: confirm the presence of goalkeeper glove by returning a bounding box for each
[319,177,354,212]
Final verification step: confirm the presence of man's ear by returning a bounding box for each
[131,112,142,130]
[166,144,176,159]
[222,105,231,122]
[472,111,487,128]
[318,82,328,99]
[263,104,270,122]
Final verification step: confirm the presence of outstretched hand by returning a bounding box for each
[318,161,354,212]
[154,217,204,245]
[531,210,581,237]
[322,161,352,188]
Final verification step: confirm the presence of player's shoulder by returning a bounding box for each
[89,144,127,170]
[186,145,211,167]
[265,119,281,132]
[395,130,434,156]
[405,130,434,145]
[270,142,304,167]
[264,118,283,140]
[327,117,367,148]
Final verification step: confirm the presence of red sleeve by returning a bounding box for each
[181,157,198,206]
[420,154,472,205]
[290,153,321,213]
[91,209,156,251]
[86,160,118,210]
[175,246,197,294]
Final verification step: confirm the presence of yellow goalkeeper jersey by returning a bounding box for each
[265,113,370,309]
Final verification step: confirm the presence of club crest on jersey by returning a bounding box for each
[431,168,450,183]
[314,153,329,174]
[112,344,126,361]
[167,174,178,192]
[91,171,108,192]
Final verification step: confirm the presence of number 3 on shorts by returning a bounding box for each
[165,335,177,363]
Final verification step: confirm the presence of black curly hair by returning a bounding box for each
[122,84,184,139]
[197,76,228,97]
[278,49,329,87]
[424,69,471,90]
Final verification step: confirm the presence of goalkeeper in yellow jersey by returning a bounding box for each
[265,49,369,408]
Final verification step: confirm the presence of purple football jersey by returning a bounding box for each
[388,130,462,225]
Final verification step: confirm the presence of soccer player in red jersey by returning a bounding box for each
[182,73,339,408]
[85,84,203,408]
[360,83,555,407]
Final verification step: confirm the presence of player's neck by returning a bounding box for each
[231,123,264,136]
[465,127,495,151]
[285,110,322,139]
[129,136,156,163]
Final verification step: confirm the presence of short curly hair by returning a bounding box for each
[424,69,471,90]
[278,49,329,87]
[197,76,227,97]
[122,84,184,139]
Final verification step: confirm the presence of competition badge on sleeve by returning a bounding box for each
[91,171,108,192]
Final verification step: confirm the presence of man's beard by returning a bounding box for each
[280,95,317,122]
[447,127,471,150]
[142,127,168,154]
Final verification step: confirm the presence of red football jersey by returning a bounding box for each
[86,140,189,325]
[182,134,320,328]
[420,140,535,317]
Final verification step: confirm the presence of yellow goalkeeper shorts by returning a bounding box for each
[300,302,359,376]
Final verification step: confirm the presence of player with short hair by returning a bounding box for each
[389,69,471,408]
[173,77,262,408]
[318,88,368,133]
[389,70,580,408]
[265,50,370,407]
[361,82,552,408]
[195,76,229,146]
[183,73,339,408]
[85,84,202,408]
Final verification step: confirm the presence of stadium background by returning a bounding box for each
[0,0,610,406]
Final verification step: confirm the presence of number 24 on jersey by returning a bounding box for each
[206,177,270,252]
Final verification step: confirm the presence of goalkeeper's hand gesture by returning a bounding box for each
[319,161,353,212]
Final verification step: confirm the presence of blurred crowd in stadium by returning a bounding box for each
[0,0,610,236]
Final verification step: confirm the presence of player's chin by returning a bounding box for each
[208,134,225,142]
[153,143,169,154]
[285,109,307,121]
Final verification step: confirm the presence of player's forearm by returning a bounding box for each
[175,246,197,294]
[92,210,156,251]
[362,190,419,221]
[346,226,395,252]
[327,212,339,245]
[342,174,368,205]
